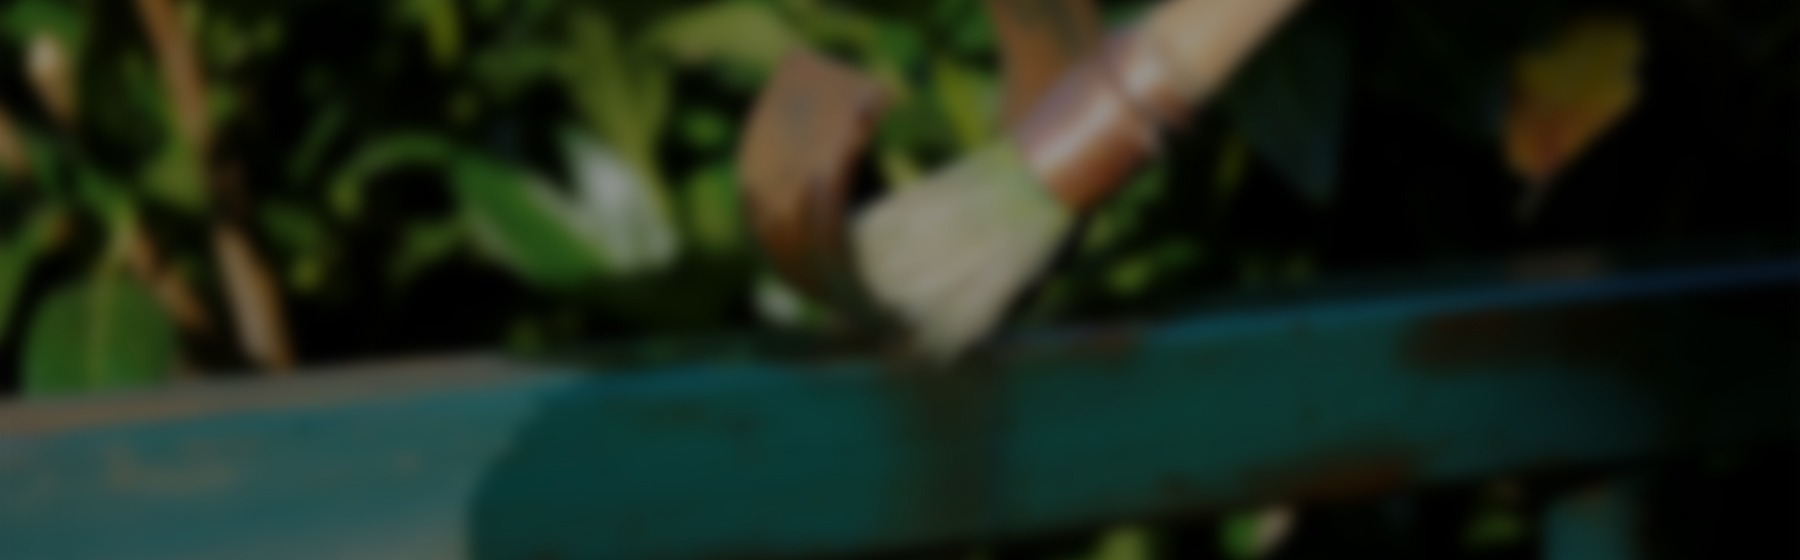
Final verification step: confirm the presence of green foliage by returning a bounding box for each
[0,0,87,46]
[1222,7,1351,206]
[1091,524,1157,560]
[452,152,612,291]
[0,0,1790,403]
[387,217,464,291]
[0,209,63,343]
[22,270,176,397]
[648,0,806,80]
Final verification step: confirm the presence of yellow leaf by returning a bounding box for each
[1503,13,1644,218]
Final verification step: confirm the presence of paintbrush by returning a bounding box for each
[851,0,1309,361]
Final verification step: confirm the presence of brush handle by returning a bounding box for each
[1013,0,1308,212]
[986,0,1103,128]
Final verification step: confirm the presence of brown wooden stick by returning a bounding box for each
[0,102,29,183]
[131,0,211,155]
[133,0,298,373]
[986,0,1102,128]
[215,225,295,374]
[1014,0,1308,212]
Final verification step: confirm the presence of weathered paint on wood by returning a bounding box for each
[2,257,1796,560]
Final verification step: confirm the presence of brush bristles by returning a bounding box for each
[851,143,1072,362]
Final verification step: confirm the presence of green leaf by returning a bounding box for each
[1091,524,1155,560]
[0,0,86,46]
[1105,253,1158,299]
[682,163,745,258]
[560,127,683,275]
[286,101,348,183]
[395,0,464,69]
[141,138,208,215]
[470,39,563,100]
[1103,240,1196,299]
[326,132,460,219]
[1221,8,1351,206]
[1464,507,1526,549]
[1220,506,1294,560]
[259,201,330,255]
[753,271,822,328]
[678,108,734,152]
[0,208,62,344]
[647,1,805,79]
[562,8,665,168]
[451,154,609,290]
[22,272,177,398]
[1211,134,1250,220]
[932,57,1000,150]
[257,201,334,292]
[1080,164,1167,256]
[1221,511,1262,560]
[387,218,464,290]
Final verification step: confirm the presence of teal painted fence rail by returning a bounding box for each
[2,255,1796,560]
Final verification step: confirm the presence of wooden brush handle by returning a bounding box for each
[986,0,1103,128]
[1014,0,1308,212]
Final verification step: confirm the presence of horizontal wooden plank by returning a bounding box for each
[2,257,1796,560]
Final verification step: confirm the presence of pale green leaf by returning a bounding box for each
[561,127,682,275]
[648,1,805,79]
[933,57,1000,150]
[753,271,821,328]
[562,9,646,157]
[22,272,177,398]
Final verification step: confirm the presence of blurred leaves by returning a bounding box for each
[454,153,613,290]
[326,132,459,220]
[1504,12,1645,219]
[387,217,463,291]
[0,208,65,344]
[1091,524,1156,560]
[681,162,746,258]
[559,126,681,275]
[1222,8,1350,206]
[1366,0,1558,140]
[648,0,805,80]
[561,7,668,187]
[395,0,464,70]
[0,0,1784,396]
[22,270,176,397]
